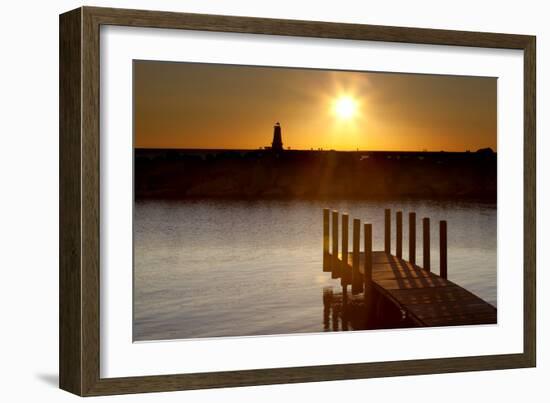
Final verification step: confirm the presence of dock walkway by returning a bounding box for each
[323,209,496,328]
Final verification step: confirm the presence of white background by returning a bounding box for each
[0,0,547,401]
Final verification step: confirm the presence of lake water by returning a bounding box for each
[134,199,497,341]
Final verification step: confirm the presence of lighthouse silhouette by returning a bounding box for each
[271,122,283,152]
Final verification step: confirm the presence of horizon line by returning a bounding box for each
[134,146,496,153]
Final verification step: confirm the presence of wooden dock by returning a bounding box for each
[323,208,496,328]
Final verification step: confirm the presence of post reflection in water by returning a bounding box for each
[322,287,365,332]
[322,286,414,331]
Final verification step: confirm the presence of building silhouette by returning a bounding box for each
[271,122,283,152]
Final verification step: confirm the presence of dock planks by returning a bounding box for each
[332,251,497,327]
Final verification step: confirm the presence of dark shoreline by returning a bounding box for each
[135,194,497,205]
[135,148,497,202]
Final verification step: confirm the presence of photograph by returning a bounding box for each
[132,61,498,341]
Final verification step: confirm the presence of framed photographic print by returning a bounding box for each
[59,6,536,396]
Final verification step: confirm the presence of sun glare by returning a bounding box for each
[333,96,358,120]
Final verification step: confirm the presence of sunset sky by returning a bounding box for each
[134,61,497,152]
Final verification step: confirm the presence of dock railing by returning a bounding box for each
[322,208,448,297]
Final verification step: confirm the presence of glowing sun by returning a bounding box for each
[333,96,358,120]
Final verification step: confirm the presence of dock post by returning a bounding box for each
[384,209,391,253]
[440,220,448,279]
[409,212,416,264]
[323,208,330,272]
[363,223,373,302]
[332,211,339,273]
[352,218,363,294]
[396,211,403,258]
[340,213,349,286]
[423,217,430,271]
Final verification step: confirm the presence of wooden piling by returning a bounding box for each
[352,218,363,294]
[409,212,416,264]
[363,223,373,300]
[340,213,350,286]
[440,220,448,279]
[323,208,330,272]
[384,209,391,253]
[423,217,430,271]
[332,210,339,273]
[396,211,403,258]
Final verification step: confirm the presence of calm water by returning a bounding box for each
[134,199,497,341]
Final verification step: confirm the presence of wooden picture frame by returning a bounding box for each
[59,6,536,396]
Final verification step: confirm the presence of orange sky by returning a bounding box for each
[134,61,496,152]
